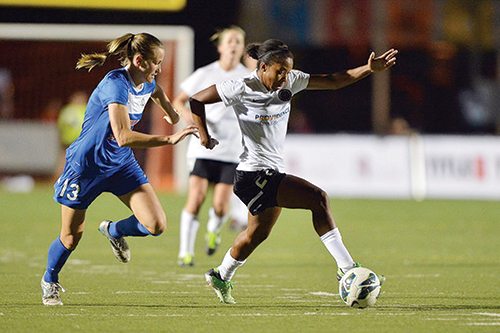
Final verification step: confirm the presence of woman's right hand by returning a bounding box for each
[201,136,219,150]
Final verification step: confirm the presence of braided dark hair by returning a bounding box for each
[246,39,293,68]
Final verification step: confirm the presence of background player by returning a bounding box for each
[173,26,251,266]
[53,91,87,180]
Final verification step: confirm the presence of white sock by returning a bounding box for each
[218,248,246,281]
[320,228,355,271]
[206,207,230,234]
[188,219,200,256]
[179,210,198,257]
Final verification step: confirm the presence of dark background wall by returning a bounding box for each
[0,0,239,69]
[1,0,499,135]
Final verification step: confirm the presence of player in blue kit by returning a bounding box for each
[41,32,199,306]
[189,39,397,304]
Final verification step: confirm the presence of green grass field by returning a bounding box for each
[1,184,499,332]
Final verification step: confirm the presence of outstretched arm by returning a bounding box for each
[306,49,398,90]
[172,90,195,125]
[189,84,221,150]
[151,85,181,124]
[108,103,198,148]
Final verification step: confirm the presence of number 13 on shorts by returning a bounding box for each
[58,178,80,201]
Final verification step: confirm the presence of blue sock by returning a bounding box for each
[43,237,72,283]
[108,215,153,238]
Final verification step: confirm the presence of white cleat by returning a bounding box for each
[99,220,130,263]
[41,276,65,306]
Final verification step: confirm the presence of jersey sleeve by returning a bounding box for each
[100,76,129,107]
[179,69,205,97]
[216,79,245,107]
[288,70,310,96]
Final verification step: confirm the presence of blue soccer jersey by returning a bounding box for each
[65,68,155,176]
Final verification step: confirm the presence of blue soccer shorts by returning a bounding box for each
[53,160,149,209]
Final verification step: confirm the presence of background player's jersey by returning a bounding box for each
[216,69,310,172]
[180,61,250,164]
[65,68,155,176]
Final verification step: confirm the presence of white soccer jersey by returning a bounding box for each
[180,61,250,163]
[216,69,310,172]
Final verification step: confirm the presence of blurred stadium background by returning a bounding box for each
[1,0,500,200]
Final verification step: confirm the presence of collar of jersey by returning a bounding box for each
[250,69,271,93]
[124,68,144,93]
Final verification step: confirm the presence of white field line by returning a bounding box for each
[464,312,500,326]
[112,290,199,294]
[425,311,500,324]
[474,312,500,317]
[35,312,358,318]
[403,274,440,278]
[309,291,337,297]
[67,259,92,265]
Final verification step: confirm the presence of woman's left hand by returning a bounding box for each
[368,49,398,73]
[169,125,199,145]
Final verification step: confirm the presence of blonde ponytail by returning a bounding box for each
[76,33,162,72]
[76,52,108,72]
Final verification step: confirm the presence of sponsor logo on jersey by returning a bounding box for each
[127,92,151,114]
[254,109,290,123]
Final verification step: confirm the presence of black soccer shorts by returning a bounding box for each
[190,158,238,184]
[233,168,286,216]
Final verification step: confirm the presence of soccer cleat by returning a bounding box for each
[377,274,386,285]
[205,232,221,255]
[337,263,362,281]
[99,220,130,263]
[178,253,194,267]
[41,276,65,306]
[205,268,235,304]
[337,263,385,285]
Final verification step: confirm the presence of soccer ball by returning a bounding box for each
[339,267,381,308]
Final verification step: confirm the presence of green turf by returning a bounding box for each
[1,184,499,332]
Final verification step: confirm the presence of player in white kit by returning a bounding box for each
[173,26,251,266]
[189,39,397,303]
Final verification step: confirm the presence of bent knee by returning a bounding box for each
[309,188,331,211]
[212,204,229,217]
[142,214,166,236]
[151,217,167,236]
[318,188,330,206]
[60,234,82,250]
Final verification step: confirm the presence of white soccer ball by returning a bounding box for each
[339,267,381,308]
